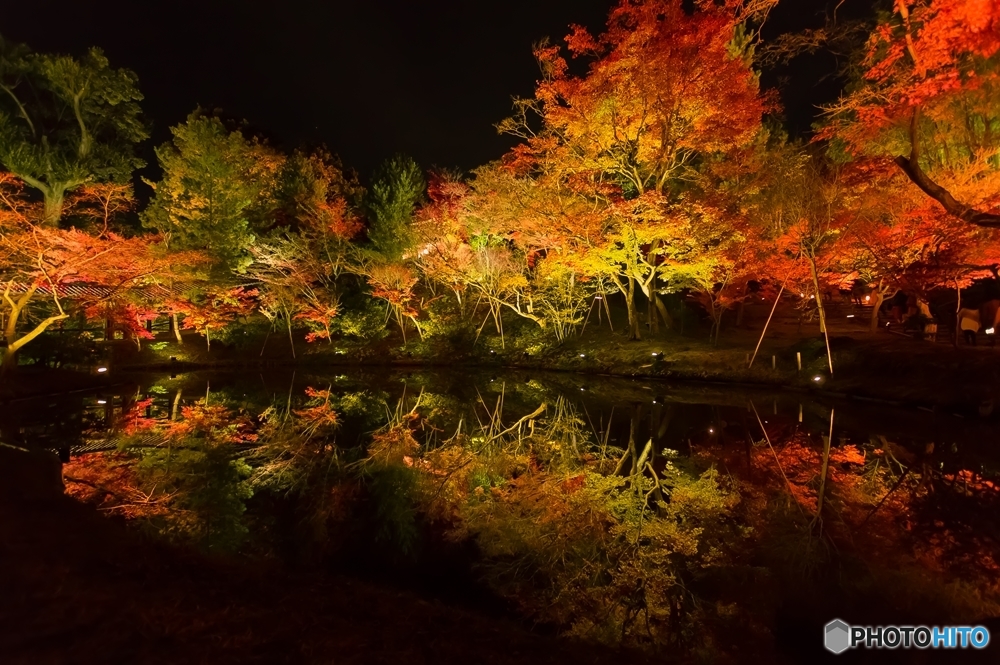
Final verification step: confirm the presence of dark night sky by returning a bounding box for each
[3,0,874,181]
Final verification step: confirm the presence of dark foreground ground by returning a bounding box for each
[0,445,651,665]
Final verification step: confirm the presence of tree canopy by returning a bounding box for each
[0,36,146,226]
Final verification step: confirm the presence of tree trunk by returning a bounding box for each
[811,409,834,535]
[638,280,672,333]
[955,281,962,347]
[626,277,641,341]
[652,292,673,331]
[172,313,183,344]
[0,347,17,376]
[870,290,884,334]
[648,289,657,334]
[43,187,65,227]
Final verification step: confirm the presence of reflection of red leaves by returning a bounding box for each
[560,474,586,494]
[121,398,156,435]
[64,452,171,521]
[293,387,339,434]
[942,469,1000,495]
[161,404,258,444]
[831,445,866,466]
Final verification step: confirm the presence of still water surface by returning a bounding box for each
[4,368,999,661]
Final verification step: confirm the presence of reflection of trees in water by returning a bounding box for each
[354,388,741,648]
[726,405,1000,622]
[56,373,1000,655]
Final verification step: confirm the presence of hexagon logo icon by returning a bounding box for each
[825,619,851,655]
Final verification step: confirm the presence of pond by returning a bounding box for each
[4,368,1000,662]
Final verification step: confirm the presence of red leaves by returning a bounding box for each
[827,0,1000,150]
[163,403,258,444]
[296,301,340,343]
[169,286,258,345]
[84,301,158,342]
[294,387,339,433]
[366,263,420,319]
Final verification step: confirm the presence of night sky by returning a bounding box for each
[3,0,874,182]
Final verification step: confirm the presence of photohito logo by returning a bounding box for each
[824,619,990,654]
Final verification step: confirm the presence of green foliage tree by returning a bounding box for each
[0,36,146,226]
[365,154,424,260]
[142,110,283,273]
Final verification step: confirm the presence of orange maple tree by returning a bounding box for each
[824,0,1000,227]
[493,0,777,339]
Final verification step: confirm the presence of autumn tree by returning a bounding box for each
[842,159,998,334]
[415,167,597,344]
[249,149,363,350]
[143,110,284,273]
[352,155,426,341]
[168,286,258,351]
[823,0,1000,228]
[498,0,777,340]
[65,181,135,233]
[0,37,146,226]
[0,172,183,372]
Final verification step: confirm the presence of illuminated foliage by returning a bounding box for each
[823,0,1000,228]
[168,286,259,350]
[0,172,191,371]
[494,0,776,339]
[143,111,284,273]
[0,37,146,226]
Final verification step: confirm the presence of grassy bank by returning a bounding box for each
[97,318,1000,420]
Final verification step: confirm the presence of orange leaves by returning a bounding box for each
[84,301,158,343]
[830,445,866,466]
[162,403,258,444]
[554,0,768,158]
[293,387,340,436]
[366,262,420,318]
[170,286,258,347]
[297,301,341,343]
[828,0,1000,150]
[516,0,773,202]
[120,397,157,435]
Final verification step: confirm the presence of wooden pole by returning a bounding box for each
[811,408,835,535]
[749,281,786,368]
